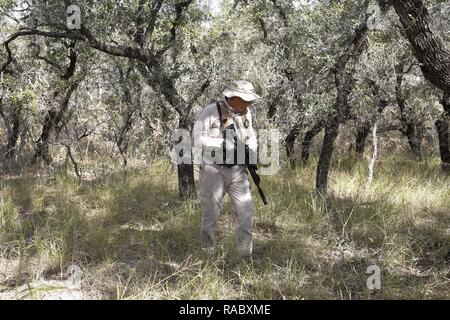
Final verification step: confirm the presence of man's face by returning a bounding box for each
[227,96,252,114]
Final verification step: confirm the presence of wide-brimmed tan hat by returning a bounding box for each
[223,80,260,102]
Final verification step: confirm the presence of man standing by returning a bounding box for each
[193,80,260,261]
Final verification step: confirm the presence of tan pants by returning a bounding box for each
[200,163,253,257]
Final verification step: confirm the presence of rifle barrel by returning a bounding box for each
[248,168,268,206]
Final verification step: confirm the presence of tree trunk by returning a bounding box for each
[355,122,371,156]
[172,116,196,198]
[32,81,80,165]
[316,115,340,196]
[4,112,21,159]
[140,67,197,199]
[300,121,323,164]
[406,124,423,159]
[267,97,279,121]
[0,99,22,160]
[436,118,450,170]
[31,43,79,165]
[436,93,450,170]
[33,110,54,164]
[177,115,196,198]
[315,70,352,195]
[314,3,379,195]
[285,120,301,168]
[116,63,140,169]
[392,0,450,94]
[177,162,196,198]
[146,63,204,199]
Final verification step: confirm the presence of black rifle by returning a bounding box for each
[245,145,269,206]
[216,102,268,205]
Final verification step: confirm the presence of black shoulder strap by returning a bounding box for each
[216,101,224,131]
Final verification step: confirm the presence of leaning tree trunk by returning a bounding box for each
[177,116,196,198]
[316,115,340,196]
[32,43,79,165]
[33,108,55,164]
[140,62,201,199]
[285,119,301,168]
[436,93,450,170]
[391,0,450,95]
[315,67,353,196]
[157,72,197,198]
[300,121,323,164]
[116,109,134,169]
[32,81,80,165]
[315,5,375,195]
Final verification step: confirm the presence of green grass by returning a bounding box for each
[0,156,449,299]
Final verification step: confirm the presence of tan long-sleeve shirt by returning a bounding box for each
[192,99,257,165]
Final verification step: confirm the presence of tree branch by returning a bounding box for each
[1,27,154,76]
[155,0,193,57]
[143,0,166,48]
[61,41,78,80]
